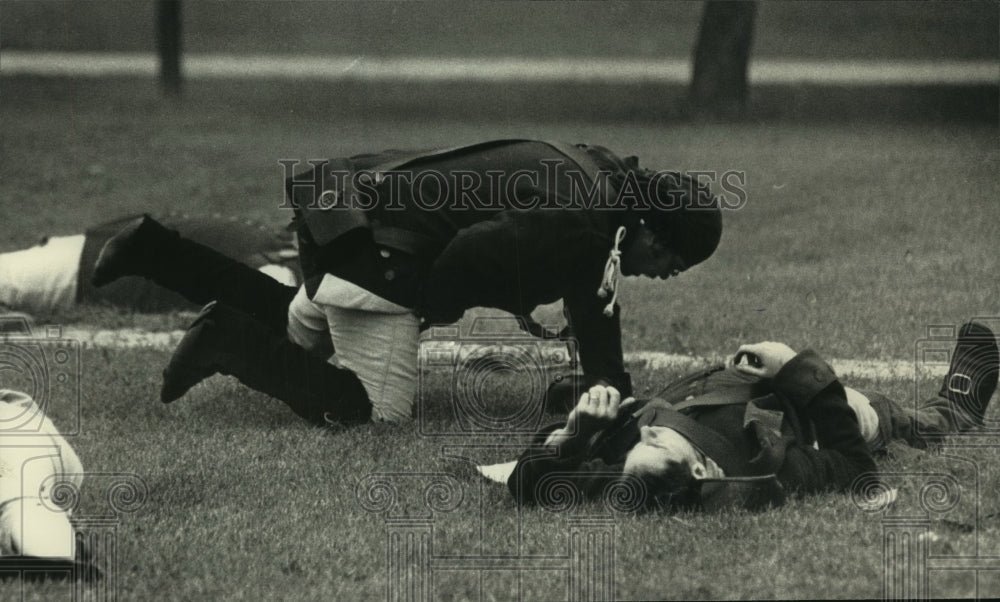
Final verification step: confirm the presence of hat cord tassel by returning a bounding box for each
[597,226,627,317]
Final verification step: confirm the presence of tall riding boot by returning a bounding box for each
[161,301,372,425]
[91,215,296,330]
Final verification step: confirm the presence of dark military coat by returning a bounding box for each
[288,139,636,391]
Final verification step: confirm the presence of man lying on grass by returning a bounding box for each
[509,322,998,512]
[0,213,299,317]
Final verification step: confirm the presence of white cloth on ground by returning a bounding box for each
[0,390,82,558]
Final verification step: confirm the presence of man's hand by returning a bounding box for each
[567,385,635,431]
[545,385,635,446]
[733,342,797,378]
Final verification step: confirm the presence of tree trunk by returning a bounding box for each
[156,0,183,96]
[688,0,758,120]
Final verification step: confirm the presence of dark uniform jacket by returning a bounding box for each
[508,350,877,511]
[287,140,636,393]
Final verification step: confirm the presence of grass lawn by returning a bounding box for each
[1,75,998,599]
[12,355,1000,601]
[3,1,997,60]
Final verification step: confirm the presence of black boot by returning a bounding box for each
[91,215,296,330]
[938,321,999,431]
[90,215,148,286]
[161,301,372,425]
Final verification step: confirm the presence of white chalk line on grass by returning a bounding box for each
[56,327,947,380]
[2,51,997,85]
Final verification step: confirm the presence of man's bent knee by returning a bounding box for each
[287,285,331,352]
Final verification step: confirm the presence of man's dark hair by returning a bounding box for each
[630,459,703,511]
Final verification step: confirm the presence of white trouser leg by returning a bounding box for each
[0,498,74,558]
[0,392,82,558]
[286,285,333,354]
[0,235,86,314]
[287,276,420,423]
[845,387,880,445]
[321,304,420,423]
[257,264,298,287]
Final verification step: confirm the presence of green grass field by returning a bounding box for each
[1,68,999,600]
[4,1,997,60]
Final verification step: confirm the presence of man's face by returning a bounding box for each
[619,225,688,279]
[623,425,708,479]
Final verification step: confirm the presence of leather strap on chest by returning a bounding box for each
[668,384,759,413]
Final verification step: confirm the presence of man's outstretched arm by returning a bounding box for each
[420,211,631,393]
[735,343,879,496]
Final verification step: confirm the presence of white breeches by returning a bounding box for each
[286,278,420,423]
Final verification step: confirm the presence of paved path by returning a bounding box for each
[2,51,996,85]
[55,327,947,380]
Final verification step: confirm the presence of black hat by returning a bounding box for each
[619,169,723,268]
